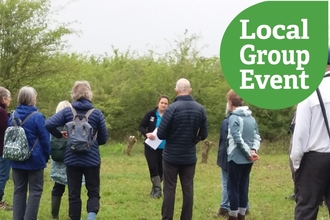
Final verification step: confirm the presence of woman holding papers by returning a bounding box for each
[138,95,169,198]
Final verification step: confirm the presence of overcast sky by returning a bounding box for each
[53,0,329,58]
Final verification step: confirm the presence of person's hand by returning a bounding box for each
[248,153,259,161]
[61,131,68,139]
[146,133,155,140]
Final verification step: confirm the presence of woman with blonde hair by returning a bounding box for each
[45,81,108,220]
[50,100,71,219]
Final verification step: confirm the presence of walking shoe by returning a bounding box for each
[237,214,245,220]
[215,207,229,217]
[227,215,238,220]
[0,201,12,210]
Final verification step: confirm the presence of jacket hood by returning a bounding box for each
[71,98,94,111]
[14,104,38,118]
[231,106,252,117]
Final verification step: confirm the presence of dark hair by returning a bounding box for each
[157,95,170,105]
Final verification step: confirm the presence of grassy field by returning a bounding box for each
[1,141,329,220]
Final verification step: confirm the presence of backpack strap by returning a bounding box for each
[69,106,78,120]
[85,108,98,141]
[11,111,19,126]
[29,137,39,154]
[21,111,38,126]
[85,108,95,120]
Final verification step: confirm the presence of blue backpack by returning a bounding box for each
[65,107,97,153]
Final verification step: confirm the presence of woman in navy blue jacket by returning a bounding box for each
[45,81,108,220]
[8,86,50,220]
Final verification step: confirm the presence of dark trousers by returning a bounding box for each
[227,161,252,211]
[66,166,100,220]
[144,145,163,178]
[52,182,66,197]
[12,168,44,220]
[161,160,196,220]
[294,152,330,220]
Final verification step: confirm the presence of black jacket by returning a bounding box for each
[138,107,158,139]
[157,95,208,165]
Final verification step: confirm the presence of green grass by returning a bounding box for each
[1,141,329,220]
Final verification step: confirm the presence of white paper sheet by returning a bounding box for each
[145,128,162,150]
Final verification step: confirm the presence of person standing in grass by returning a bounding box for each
[139,95,170,199]
[157,78,208,220]
[216,102,251,218]
[49,100,85,219]
[45,81,108,220]
[0,87,12,211]
[290,50,330,220]
[10,86,51,220]
[225,89,261,220]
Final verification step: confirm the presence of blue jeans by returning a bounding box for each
[220,169,230,210]
[0,156,11,201]
[220,168,250,211]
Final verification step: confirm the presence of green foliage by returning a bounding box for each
[0,1,296,142]
[0,0,73,92]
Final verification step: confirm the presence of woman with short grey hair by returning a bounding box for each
[8,86,51,220]
[45,81,108,220]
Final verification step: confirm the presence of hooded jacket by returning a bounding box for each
[8,104,51,170]
[227,106,261,164]
[45,98,108,167]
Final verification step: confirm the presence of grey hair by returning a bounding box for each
[17,86,37,106]
[71,81,93,101]
[56,100,71,113]
[0,87,11,102]
[225,102,230,116]
[175,78,191,93]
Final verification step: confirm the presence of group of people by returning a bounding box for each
[4,67,329,220]
[139,78,261,220]
[0,80,108,220]
[1,77,262,220]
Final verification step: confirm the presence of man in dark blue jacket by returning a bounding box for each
[157,78,208,220]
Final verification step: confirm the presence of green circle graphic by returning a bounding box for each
[220,1,328,109]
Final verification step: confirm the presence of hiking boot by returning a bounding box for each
[245,210,250,215]
[238,214,245,220]
[150,176,162,199]
[0,201,12,211]
[51,196,61,219]
[227,215,238,220]
[215,207,229,217]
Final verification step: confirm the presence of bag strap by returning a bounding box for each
[316,72,330,139]
[29,137,39,154]
[11,111,18,126]
[69,106,78,120]
[84,108,99,141]
[85,108,95,120]
[22,111,38,126]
